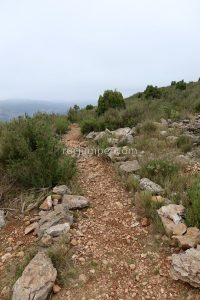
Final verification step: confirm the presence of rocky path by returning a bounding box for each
[59,124,198,300]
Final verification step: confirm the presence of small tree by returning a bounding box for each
[68,104,80,122]
[97,90,125,115]
[86,104,94,110]
[171,81,176,86]
[144,85,161,99]
[176,80,186,90]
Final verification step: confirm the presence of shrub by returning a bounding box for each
[185,177,200,227]
[125,174,140,192]
[176,80,186,90]
[171,81,176,86]
[144,85,161,99]
[97,89,125,115]
[48,243,77,287]
[141,121,157,134]
[86,104,94,110]
[54,115,69,135]
[141,159,179,187]
[80,118,97,134]
[0,115,76,187]
[177,135,192,153]
[68,106,80,122]
[135,192,164,233]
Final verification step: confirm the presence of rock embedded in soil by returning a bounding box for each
[53,185,71,195]
[172,223,187,236]
[62,195,89,210]
[46,222,70,237]
[119,160,141,173]
[173,227,200,249]
[37,204,73,237]
[25,222,39,235]
[12,252,57,300]
[139,178,164,195]
[171,246,200,288]
[157,204,185,224]
[39,196,53,211]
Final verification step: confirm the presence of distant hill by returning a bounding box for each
[0,99,72,121]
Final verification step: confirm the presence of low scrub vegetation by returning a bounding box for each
[76,79,200,135]
[0,113,76,188]
[177,135,192,153]
[185,176,200,228]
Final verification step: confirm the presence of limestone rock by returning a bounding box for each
[85,131,97,140]
[173,223,187,236]
[46,223,70,237]
[25,222,39,235]
[157,204,185,224]
[158,215,177,236]
[53,185,71,195]
[113,127,131,138]
[12,252,57,300]
[171,246,200,288]
[173,227,200,249]
[39,196,52,211]
[119,160,140,174]
[118,134,134,145]
[62,195,89,210]
[0,210,5,229]
[39,234,53,247]
[151,195,165,204]
[37,204,73,237]
[139,178,164,195]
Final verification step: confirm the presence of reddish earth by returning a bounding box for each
[56,124,199,300]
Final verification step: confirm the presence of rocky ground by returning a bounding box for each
[55,124,199,300]
[0,124,200,300]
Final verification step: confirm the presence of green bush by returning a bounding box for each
[185,177,200,227]
[86,104,94,110]
[0,115,76,187]
[140,121,157,134]
[141,159,179,187]
[54,115,69,135]
[176,80,186,90]
[80,118,97,134]
[144,85,161,99]
[177,135,192,153]
[97,89,125,115]
[135,192,164,233]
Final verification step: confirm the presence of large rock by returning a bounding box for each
[139,178,164,195]
[37,204,73,237]
[118,134,134,145]
[107,147,121,161]
[173,227,200,249]
[119,160,140,174]
[94,131,109,142]
[0,210,5,229]
[85,131,97,139]
[12,252,57,300]
[53,185,71,195]
[46,223,70,237]
[171,246,200,288]
[157,204,185,224]
[157,204,185,236]
[62,195,89,209]
[112,127,131,138]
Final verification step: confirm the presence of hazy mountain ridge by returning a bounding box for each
[0,99,72,121]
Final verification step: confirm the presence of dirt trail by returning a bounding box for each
[58,124,198,300]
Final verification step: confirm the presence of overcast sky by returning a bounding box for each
[0,0,199,103]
